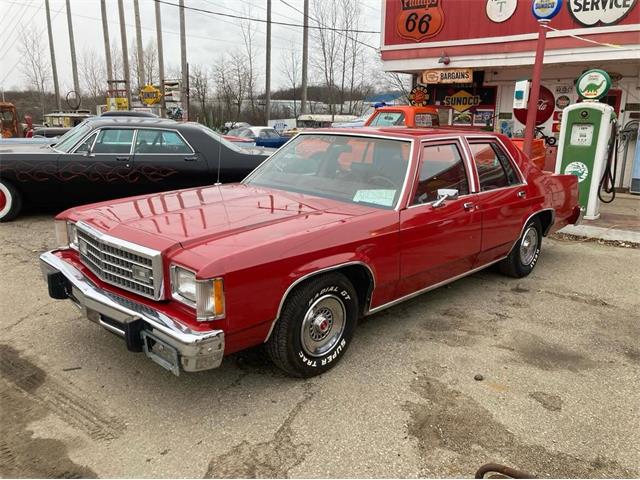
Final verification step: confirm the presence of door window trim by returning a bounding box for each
[407,138,475,209]
[465,135,527,194]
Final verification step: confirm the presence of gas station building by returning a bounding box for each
[379,0,640,192]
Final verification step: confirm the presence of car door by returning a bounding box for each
[398,140,482,297]
[57,127,136,203]
[468,138,531,265]
[131,128,208,193]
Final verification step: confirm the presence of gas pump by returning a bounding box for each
[555,69,617,220]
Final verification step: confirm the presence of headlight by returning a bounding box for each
[55,220,78,250]
[171,265,225,321]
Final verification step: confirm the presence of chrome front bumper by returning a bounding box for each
[40,251,224,375]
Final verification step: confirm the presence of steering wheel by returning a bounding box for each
[369,175,398,189]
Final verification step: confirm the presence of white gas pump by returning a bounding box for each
[555,70,617,220]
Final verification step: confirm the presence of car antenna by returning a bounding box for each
[215,129,222,186]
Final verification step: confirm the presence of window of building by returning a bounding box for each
[412,143,469,205]
[470,142,519,191]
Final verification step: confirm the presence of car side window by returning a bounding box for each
[135,129,192,154]
[412,143,469,205]
[93,129,134,154]
[74,132,97,154]
[470,142,520,191]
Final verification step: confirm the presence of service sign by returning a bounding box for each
[568,0,637,26]
[396,0,444,42]
[532,0,563,20]
[576,69,611,100]
[408,85,430,106]
[444,90,481,112]
[486,0,517,22]
[421,68,473,84]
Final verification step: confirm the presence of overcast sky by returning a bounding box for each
[0,0,382,94]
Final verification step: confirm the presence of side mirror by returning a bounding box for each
[432,188,459,208]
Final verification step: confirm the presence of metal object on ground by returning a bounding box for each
[475,463,535,479]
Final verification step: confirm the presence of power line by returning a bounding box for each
[279,0,379,50]
[154,0,380,34]
[0,0,37,60]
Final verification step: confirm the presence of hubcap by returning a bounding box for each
[300,294,346,357]
[519,226,539,266]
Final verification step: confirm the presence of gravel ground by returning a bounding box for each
[1,214,639,478]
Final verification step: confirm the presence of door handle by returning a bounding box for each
[517,190,526,198]
[463,202,475,211]
[116,156,129,162]
[183,156,198,162]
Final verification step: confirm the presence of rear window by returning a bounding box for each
[369,112,405,127]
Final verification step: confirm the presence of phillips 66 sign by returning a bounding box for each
[396,0,445,42]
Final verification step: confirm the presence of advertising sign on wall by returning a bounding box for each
[485,0,518,22]
[395,0,445,42]
[567,0,638,26]
[421,68,473,84]
[513,85,555,125]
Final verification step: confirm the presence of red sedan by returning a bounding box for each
[41,128,580,377]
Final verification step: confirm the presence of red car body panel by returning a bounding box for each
[55,127,579,356]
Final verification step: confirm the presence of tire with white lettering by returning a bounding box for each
[499,218,542,278]
[0,179,23,222]
[267,272,358,378]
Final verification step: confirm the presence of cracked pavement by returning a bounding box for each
[1,214,639,478]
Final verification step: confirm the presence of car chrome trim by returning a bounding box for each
[418,136,478,194]
[507,208,556,254]
[263,260,376,342]
[40,251,224,373]
[366,257,506,315]
[76,221,165,300]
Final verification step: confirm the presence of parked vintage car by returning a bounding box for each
[0,117,270,221]
[227,126,289,149]
[40,128,580,377]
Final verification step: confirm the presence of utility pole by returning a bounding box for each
[45,0,61,110]
[265,0,272,123]
[155,0,166,117]
[300,0,309,115]
[65,0,80,103]
[179,0,188,120]
[118,0,132,107]
[100,0,113,83]
[134,0,145,89]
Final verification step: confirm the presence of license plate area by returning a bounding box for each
[141,330,180,376]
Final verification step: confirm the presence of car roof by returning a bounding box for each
[83,116,191,130]
[304,126,494,140]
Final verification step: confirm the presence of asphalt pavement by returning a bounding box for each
[1,214,639,478]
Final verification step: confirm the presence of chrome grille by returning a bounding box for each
[76,223,163,300]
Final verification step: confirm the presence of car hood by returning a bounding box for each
[0,142,56,153]
[67,184,374,254]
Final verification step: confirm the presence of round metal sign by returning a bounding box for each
[408,85,430,106]
[140,84,162,106]
[532,0,563,20]
[576,69,611,100]
[486,0,518,23]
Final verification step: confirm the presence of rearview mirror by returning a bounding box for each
[432,188,459,208]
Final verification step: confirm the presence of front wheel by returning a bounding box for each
[0,180,23,222]
[266,272,358,377]
[499,218,542,278]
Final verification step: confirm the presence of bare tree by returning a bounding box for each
[383,72,412,103]
[239,12,259,121]
[18,31,51,119]
[80,48,106,107]
[280,48,300,117]
[311,0,342,117]
[190,64,210,124]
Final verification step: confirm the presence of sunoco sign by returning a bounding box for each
[567,0,637,26]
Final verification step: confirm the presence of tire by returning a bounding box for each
[499,218,542,278]
[267,272,358,378]
[0,180,23,222]
[546,136,557,147]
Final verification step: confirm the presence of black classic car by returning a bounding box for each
[0,117,272,221]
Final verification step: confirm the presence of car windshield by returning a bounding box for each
[193,124,244,153]
[244,134,411,209]
[52,122,91,152]
[369,112,405,126]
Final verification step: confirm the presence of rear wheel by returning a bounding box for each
[0,180,22,222]
[267,272,358,377]
[499,218,542,278]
